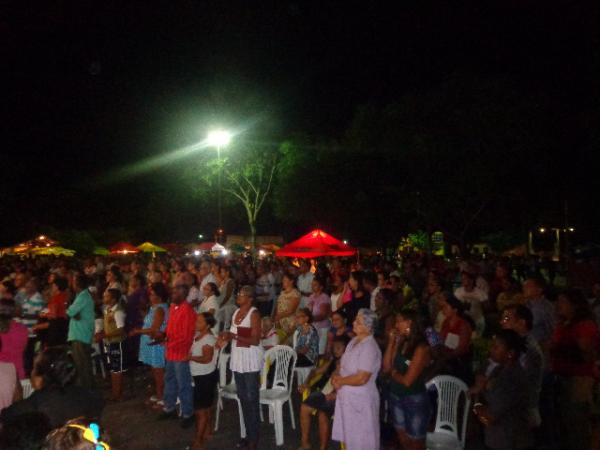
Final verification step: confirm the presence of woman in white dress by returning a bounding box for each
[216,285,262,450]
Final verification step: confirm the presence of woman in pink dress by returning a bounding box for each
[331,308,382,450]
[0,299,28,380]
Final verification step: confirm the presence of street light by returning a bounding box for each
[207,130,232,236]
[207,130,231,148]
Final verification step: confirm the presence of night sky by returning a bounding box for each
[3,1,600,246]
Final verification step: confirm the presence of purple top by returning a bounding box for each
[332,335,382,450]
[307,292,331,329]
[125,288,148,332]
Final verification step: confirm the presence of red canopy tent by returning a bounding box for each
[276,229,356,258]
[109,242,140,255]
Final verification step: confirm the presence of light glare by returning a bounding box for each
[207,130,231,147]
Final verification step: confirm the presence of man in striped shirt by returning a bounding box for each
[17,278,45,375]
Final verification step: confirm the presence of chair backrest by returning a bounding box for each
[426,375,470,448]
[292,329,299,349]
[261,345,296,392]
[217,352,233,388]
[21,379,34,399]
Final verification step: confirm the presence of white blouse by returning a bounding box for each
[229,307,264,373]
[189,333,218,376]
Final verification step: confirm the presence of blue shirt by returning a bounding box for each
[67,289,95,344]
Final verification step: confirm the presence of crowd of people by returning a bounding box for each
[0,252,599,450]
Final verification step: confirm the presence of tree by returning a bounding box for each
[186,142,280,254]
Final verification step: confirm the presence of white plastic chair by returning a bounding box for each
[292,329,314,386]
[259,345,297,446]
[214,352,247,438]
[426,375,470,450]
[20,379,34,399]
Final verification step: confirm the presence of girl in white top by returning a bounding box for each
[189,312,218,450]
[216,285,262,450]
[189,315,218,376]
[199,282,220,334]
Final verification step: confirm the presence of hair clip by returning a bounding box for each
[67,423,110,450]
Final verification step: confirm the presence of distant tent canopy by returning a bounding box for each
[93,246,110,256]
[31,246,75,257]
[276,229,356,258]
[109,242,139,255]
[137,242,167,253]
[0,235,64,256]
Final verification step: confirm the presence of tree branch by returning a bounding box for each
[223,188,248,205]
[255,162,276,215]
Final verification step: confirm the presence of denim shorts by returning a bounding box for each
[388,391,431,440]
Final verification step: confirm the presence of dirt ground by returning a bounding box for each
[101,370,331,450]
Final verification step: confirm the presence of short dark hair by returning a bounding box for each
[74,274,91,290]
[174,283,190,297]
[332,309,347,321]
[298,307,313,323]
[109,265,124,282]
[150,282,169,303]
[105,288,121,303]
[443,293,464,313]
[132,274,146,288]
[312,276,325,288]
[495,328,527,356]
[282,272,297,286]
[504,304,533,330]
[1,280,16,297]
[377,288,396,306]
[332,334,351,347]
[53,276,68,292]
[201,312,217,329]
[363,271,377,287]
[350,270,364,287]
[205,282,220,297]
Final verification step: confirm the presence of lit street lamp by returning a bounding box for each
[207,130,232,236]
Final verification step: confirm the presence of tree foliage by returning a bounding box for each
[186,141,280,250]
[272,73,560,247]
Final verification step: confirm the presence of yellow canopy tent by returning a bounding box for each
[137,242,167,253]
[31,246,76,257]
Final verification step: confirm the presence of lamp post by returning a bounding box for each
[207,130,231,238]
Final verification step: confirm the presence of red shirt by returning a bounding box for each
[551,319,600,377]
[48,291,68,319]
[440,316,472,357]
[165,301,196,361]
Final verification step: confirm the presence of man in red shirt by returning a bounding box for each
[158,284,196,428]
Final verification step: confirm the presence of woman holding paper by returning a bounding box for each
[216,285,262,450]
[439,293,473,383]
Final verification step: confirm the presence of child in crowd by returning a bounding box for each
[44,418,111,450]
[260,316,278,350]
[189,312,218,450]
[298,335,349,450]
[294,308,320,368]
[102,288,127,401]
